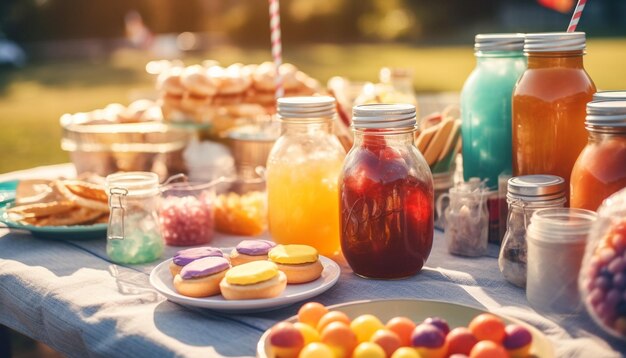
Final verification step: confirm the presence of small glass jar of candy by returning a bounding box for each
[159,175,216,246]
[340,104,434,279]
[439,178,489,257]
[498,175,566,288]
[105,172,164,264]
[580,187,626,339]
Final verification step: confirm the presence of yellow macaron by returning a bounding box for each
[225,260,279,285]
[268,244,318,264]
[268,244,323,284]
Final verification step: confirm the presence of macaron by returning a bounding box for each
[268,244,324,284]
[219,260,287,300]
[169,247,224,277]
[173,256,231,298]
[229,240,276,266]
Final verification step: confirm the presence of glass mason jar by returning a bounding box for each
[512,32,596,204]
[440,180,489,257]
[498,175,566,287]
[378,67,419,110]
[159,175,216,246]
[266,96,346,258]
[461,33,526,188]
[571,101,626,211]
[340,104,434,279]
[106,172,164,264]
[526,208,597,314]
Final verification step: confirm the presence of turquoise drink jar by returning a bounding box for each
[461,34,526,188]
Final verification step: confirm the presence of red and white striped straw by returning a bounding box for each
[268,0,284,99]
[567,0,587,32]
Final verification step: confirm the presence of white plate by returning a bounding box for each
[257,299,554,358]
[149,254,341,313]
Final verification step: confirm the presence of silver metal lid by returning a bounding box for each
[474,33,525,52]
[277,96,336,119]
[524,32,586,53]
[507,175,565,202]
[352,103,416,129]
[586,100,626,128]
[593,91,626,102]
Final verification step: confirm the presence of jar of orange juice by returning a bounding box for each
[571,101,626,211]
[512,32,596,203]
[266,96,346,257]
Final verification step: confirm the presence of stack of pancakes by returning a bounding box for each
[7,179,109,226]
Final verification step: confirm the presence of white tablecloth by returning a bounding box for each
[0,164,624,357]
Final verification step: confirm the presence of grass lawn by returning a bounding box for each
[0,39,625,174]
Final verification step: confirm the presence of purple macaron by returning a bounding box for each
[173,247,224,266]
[180,256,230,280]
[235,240,276,256]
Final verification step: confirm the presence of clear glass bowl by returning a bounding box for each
[61,120,194,178]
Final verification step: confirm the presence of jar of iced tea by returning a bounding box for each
[266,96,346,258]
[512,32,596,203]
[571,101,626,211]
[340,104,434,278]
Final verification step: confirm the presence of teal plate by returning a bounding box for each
[0,180,106,240]
[0,206,107,240]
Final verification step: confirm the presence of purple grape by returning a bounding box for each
[503,324,532,350]
[616,301,626,316]
[411,323,445,348]
[607,289,622,308]
[608,257,626,275]
[423,317,450,335]
[594,276,612,291]
[614,273,626,289]
[600,266,614,280]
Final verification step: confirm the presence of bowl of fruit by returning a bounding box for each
[579,188,626,340]
[257,299,553,358]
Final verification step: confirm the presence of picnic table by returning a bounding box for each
[0,164,624,357]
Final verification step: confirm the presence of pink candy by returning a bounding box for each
[159,191,214,246]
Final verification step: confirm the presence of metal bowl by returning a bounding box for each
[61,121,194,178]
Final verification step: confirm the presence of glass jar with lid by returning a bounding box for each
[439,178,489,257]
[340,104,434,279]
[106,172,163,264]
[512,32,596,204]
[498,175,566,287]
[266,96,346,258]
[526,208,596,313]
[571,101,626,211]
[461,33,525,189]
[378,67,419,109]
